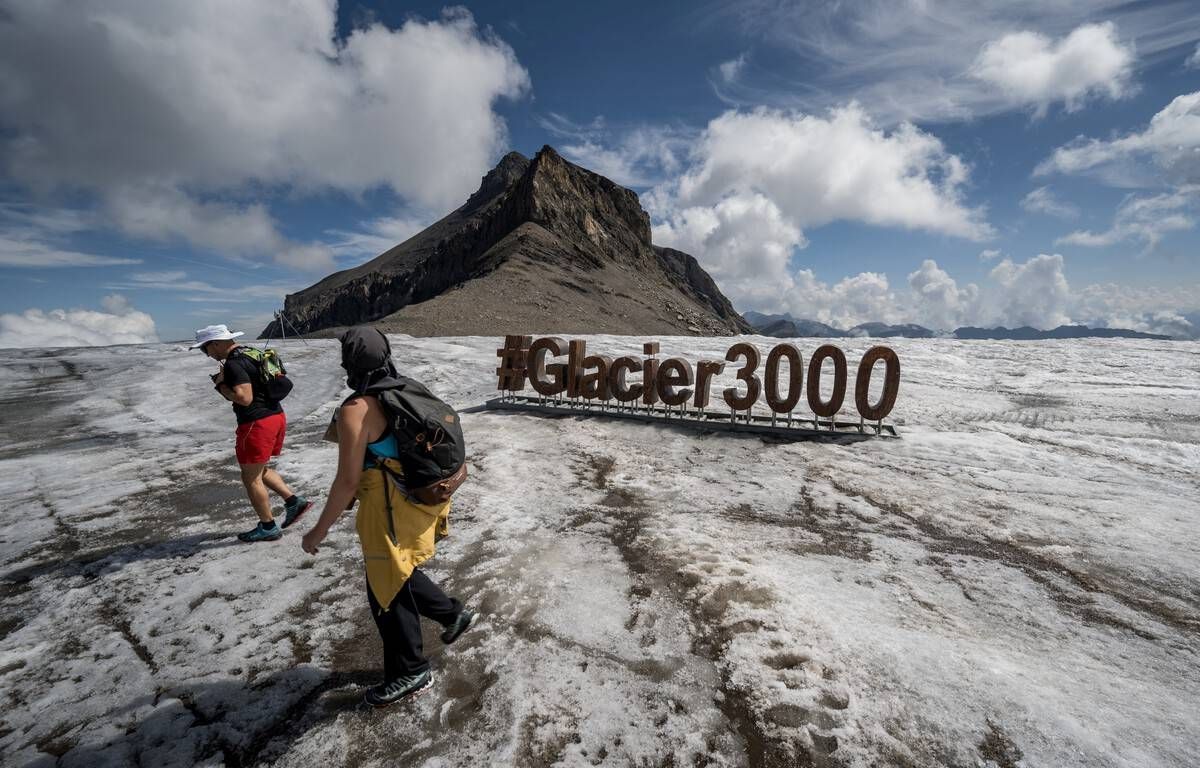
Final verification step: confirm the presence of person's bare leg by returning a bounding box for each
[262,467,293,500]
[240,463,274,523]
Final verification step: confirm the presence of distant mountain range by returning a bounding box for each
[743,311,1175,341]
[953,325,1171,340]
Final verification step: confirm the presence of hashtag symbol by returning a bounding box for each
[495,334,532,392]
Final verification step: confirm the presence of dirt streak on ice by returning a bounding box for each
[0,336,1197,767]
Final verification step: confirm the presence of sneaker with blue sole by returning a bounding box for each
[237,522,282,542]
[282,496,312,529]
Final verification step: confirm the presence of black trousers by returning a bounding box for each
[366,568,461,681]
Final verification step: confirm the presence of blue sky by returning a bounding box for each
[1,0,1199,345]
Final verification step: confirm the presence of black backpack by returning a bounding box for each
[340,326,467,504]
[373,375,466,492]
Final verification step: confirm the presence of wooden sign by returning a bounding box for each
[494,337,901,437]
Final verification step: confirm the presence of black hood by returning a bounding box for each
[338,326,405,393]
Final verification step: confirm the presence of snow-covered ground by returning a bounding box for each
[1,335,1197,767]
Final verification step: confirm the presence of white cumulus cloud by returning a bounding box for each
[780,255,1071,332]
[0,2,529,264]
[970,22,1135,116]
[652,192,804,313]
[1073,281,1200,338]
[1101,309,1194,338]
[788,270,901,330]
[907,259,980,331]
[660,106,992,241]
[734,252,1196,336]
[986,254,1073,328]
[785,251,1200,335]
[648,105,992,317]
[0,294,158,348]
[633,103,1012,330]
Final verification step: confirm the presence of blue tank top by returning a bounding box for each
[366,432,400,462]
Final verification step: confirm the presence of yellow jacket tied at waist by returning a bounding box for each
[356,456,451,610]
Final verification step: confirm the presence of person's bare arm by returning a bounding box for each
[212,366,254,406]
[302,398,369,554]
[216,381,254,406]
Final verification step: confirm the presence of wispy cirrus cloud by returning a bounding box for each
[324,215,430,264]
[104,184,335,271]
[0,204,141,268]
[717,53,747,84]
[1038,92,1200,254]
[1036,91,1200,186]
[538,112,697,188]
[0,235,141,268]
[697,1,1199,123]
[105,270,297,304]
[1021,186,1079,219]
[1056,188,1198,252]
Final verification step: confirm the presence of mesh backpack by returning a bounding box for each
[236,347,294,401]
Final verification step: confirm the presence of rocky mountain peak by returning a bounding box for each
[462,150,530,213]
[262,146,750,338]
[508,145,653,263]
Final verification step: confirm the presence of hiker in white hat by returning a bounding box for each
[191,324,311,542]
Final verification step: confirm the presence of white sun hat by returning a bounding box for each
[189,324,245,349]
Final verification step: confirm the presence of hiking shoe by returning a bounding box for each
[237,522,282,542]
[281,496,312,529]
[440,609,475,645]
[363,669,434,708]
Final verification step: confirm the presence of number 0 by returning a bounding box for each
[854,346,900,421]
[765,344,802,413]
[806,345,846,418]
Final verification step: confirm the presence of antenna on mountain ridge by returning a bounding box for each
[274,309,307,345]
[269,309,309,347]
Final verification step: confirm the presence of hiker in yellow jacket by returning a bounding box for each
[301,327,473,707]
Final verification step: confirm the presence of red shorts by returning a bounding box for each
[235,412,287,465]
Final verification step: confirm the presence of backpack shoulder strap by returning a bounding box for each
[227,348,267,393]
